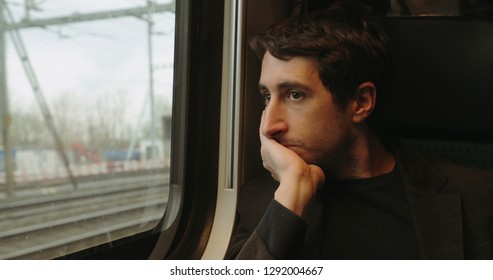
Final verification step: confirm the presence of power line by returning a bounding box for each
[0,3,174,31]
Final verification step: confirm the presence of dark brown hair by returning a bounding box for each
[249,9,393,111]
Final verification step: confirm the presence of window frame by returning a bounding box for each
[63,0,225,260]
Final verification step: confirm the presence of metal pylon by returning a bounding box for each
[1,1,78,190]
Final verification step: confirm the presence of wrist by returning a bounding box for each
[274,168,320,218]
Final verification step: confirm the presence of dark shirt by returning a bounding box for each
[322,166,420,259]
[257,166,420,259]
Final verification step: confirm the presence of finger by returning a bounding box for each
[263,161,279,182]
[310,164,326,187]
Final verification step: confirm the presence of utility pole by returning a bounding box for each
[2,1,79,190]
[24,0,33,21]
[147,0,157,160]
[0,3,15,198]
[126,1,164,161]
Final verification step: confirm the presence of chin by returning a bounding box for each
[288,147,320,165]
[298,153,317,165]
[304,154,325,166]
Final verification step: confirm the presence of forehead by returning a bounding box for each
[259,52,321,87]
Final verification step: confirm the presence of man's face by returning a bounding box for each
[259,51,355,168]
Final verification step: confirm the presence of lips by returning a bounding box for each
[277,138,299,146]
[280,142,302,151]
[275,137,302,149]
[282,144,298,148]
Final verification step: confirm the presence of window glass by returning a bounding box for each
[0,0,174,259]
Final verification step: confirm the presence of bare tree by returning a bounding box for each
[10,110,50,147]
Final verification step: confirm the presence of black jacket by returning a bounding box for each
[226,142,493,259]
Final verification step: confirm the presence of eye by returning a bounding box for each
[288,91,304,101]
[261,92,271,105]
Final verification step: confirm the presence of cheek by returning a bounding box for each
[306,111,346,148]
[289,101,343,143]
[307,108,338,134]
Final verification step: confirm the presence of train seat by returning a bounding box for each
[376,17,493,170]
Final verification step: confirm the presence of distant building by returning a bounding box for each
[139,139,166,160]
[105,149,141,161]
[11,149,69,172]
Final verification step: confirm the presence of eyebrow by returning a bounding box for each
[258,81,312,92]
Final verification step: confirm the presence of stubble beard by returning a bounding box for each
[316,132,358,180]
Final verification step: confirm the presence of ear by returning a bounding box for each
[351,82,377,124]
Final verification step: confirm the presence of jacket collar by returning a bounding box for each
[390,140,464,259]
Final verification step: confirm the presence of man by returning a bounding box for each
[225,9,493,259]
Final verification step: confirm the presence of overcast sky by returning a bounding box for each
[4,0,175,119]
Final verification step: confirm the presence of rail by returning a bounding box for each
[0,173,169,259]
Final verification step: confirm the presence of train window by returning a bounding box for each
[0,0,175,259]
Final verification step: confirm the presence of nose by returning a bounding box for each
[261,100,288,139]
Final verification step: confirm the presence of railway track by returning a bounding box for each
[0,172,169,259]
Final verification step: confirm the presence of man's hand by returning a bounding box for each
[260,112,325,218]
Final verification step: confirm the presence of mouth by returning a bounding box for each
[277,137,301,146]
[280,143,295,147]
[279,141,297,147]
[281,143,302,151]
[276,138,303,150]
[282,144,298,149]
